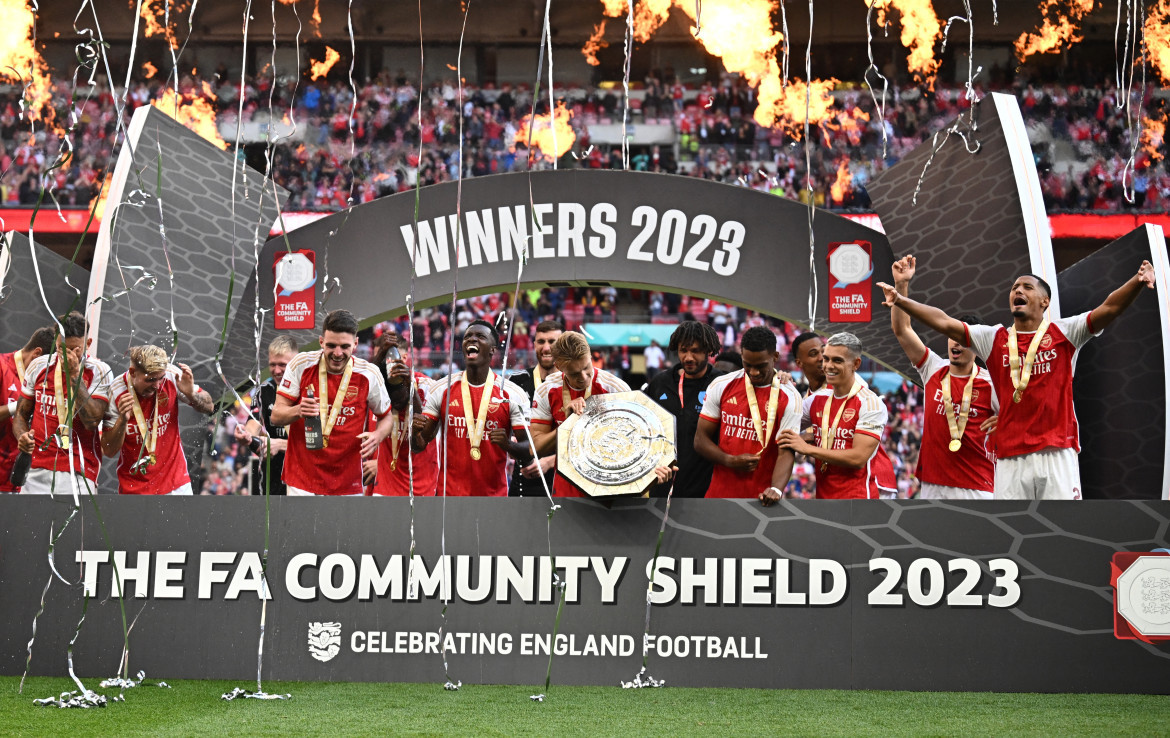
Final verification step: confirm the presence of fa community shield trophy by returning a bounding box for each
[556,391,676,498]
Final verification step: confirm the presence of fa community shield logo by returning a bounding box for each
[308,621,342,662]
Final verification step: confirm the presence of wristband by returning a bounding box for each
[764,486,782,497]
[6,400,15,416]
[248,436,264,454]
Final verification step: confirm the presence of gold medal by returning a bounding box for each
[390,459,397,472]
[1007,316,1051,405]
[460,371,497,462]
[743,372,781,452]
[818,381,863,471]
[56,425,71,451]
[53,357,72,451]
[940,366,976,453]
[149,454,157,466]
[317,353,354,449]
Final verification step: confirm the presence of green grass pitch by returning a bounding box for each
[3,677,1168,736]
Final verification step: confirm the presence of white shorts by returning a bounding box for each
[994,447,1082,500]
[919,482,994,500]
[287,485,362,497]
[167,482,193,496]
[22,468,95,497]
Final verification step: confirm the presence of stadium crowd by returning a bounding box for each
[0,64,1166,213]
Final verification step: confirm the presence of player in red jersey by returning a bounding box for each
[12,312,113,498]
[530,330,650,498]
[366,329,438,496]
[696,325,801,503]
[779,332,893,499]
[101,345,215,494]
[508,319,563,497]
[0,326,55,491]
[272,309,408,495]
[790,332,827,396]
[889,256,998,499]
[413,320,532,497]
[880,258,1155,499]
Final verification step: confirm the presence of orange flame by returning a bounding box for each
[584,20,609,66]
[143,60,159,79]
[588,0,839,136]
[152,82,228,149]
[514,101,576,161]
[1014,0,1094,60]
[310,46,340,81]
[871,1,943,87]
[829,160,852,205]
[1142,115,1165,162]
[822,106,871,147]
[138,0,187,50]
[1147,0,1170,84]
[89,171,114,223]
[0,0,54,125]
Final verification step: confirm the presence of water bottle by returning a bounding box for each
[303,385,323,450]
[9,450,32,488]
[387,345,405,386]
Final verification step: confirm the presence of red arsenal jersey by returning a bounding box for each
[802,385,889,499]
[423,372,530,497]
[532,368,630,497]
[107,366,193,494]
[914,349,997,493]
[278,351,391,495]
[21,353,112,483]
[0,352,24,491]
[372,372,439,496]
[965,313,1096,458]
[699,370,802,498]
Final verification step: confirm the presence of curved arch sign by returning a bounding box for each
[228,169,896,377]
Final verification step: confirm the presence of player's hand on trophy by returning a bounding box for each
[17,430,35,454]
[1138,259,1155,289]
[568,397,587,416]
[892,254,916,284]
[299,392,320,418]
[652,464,677,484]
[488,427,510,448]
[979,415,999,434]
[727,453,760,472]
[116,393,136,422]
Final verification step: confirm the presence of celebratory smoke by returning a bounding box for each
[1015,0,1095,60]
[0,0,54,124]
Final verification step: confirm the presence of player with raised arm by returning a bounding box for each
[888,256,998,499]
[878,259,1155,499]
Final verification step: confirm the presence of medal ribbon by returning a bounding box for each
[52,355,71,450]
[819,381,863,458]
[389,376,417,470]
[317,354,354,447]
[460,370,496,458]
[940,369,975,452]
[561,374,592,419]
[14,350,25,386]
[1007,316,1051,404]
[743,372,781,452]
[126,371,161,462]
[533,365,547,388]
